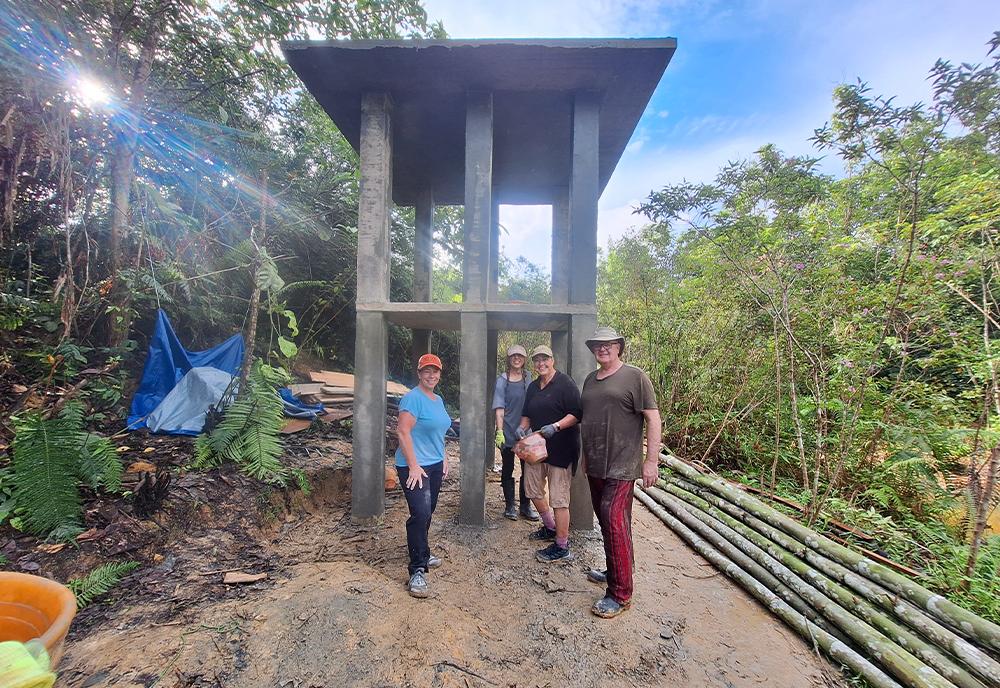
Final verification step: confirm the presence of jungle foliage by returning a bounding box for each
[600,35,1000,619]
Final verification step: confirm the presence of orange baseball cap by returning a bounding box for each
[417,353,443,370]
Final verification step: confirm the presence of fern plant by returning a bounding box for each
[195,361,292,486]
[68,561,140,609]
[10,403,122,537]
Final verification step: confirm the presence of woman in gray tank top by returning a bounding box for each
[491,344,540,521]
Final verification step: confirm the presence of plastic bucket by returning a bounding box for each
[0,573,77,666]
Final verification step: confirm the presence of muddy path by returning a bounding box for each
[56,449,842,688]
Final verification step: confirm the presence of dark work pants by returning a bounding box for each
[499,447,529,508]
[397,461,444,576]
[588,476,636,604]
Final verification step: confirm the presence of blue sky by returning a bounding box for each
[421,0,1000,271]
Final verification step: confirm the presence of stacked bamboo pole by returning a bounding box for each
[634,453,1000,688]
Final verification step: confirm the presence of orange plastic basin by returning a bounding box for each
[0,573,77,666]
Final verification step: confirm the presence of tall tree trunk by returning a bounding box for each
[107,1,170,345]
[240,171,269,389]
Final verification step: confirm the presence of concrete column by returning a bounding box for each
[352,311,388,522]
[568,92,600,531]
[485,328,499,477]
[460,311,489,525]
[488,198,500,302]
[412,189,434,369]
[459,91,493,525]
[352,92,392,524]
[569,312,597,530]
[550,190,570,365]
[569,92,600,307]
[463,91,493,305]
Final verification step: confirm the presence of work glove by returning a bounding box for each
[539,423,559,439]
[495,428,506,448]
[514,426,530,440]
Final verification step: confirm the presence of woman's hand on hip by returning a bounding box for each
[406,466,428,489]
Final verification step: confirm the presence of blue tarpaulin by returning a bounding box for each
[127,309,244,433]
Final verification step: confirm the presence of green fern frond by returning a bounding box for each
[195,361,291,486]
[68,561,140,609]
[77,434,122,492]
[12,414,83,535]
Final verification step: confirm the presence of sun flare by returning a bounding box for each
[73,76,111,108]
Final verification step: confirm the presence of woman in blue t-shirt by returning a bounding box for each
[396,353,452,599]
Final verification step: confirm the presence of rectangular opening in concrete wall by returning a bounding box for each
[497,204,552,305]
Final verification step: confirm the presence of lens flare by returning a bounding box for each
[73,76,111,108]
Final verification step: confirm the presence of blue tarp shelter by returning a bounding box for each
[126,310,244,435]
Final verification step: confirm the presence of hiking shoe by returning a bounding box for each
[427,555,442,569]
[591,596,630,618]
[528,525,556,541]
[536,542,573,563]
[408,570,429,598]
[503,503,519,521]
[587,569,608,584]
[520,503,541,521]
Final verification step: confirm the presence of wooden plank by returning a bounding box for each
[288,383,325,396]
[318,409,353,423]
[307,369,409,396]
[280,418,313,434]
[321,386,354,396]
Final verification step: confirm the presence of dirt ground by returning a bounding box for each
[55,444,843,688]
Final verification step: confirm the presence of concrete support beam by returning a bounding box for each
[463,92,493,305]
[412,189,434,369]
[352,92,393,524]
[568,92,600,531]
[459,91,493,525]
[551,189,570,365]
[569,312,598,530]
[488,198,500,303]
[485,328,499,476]
[460,311,489,525]
[569,92,600,306]
[352,312,388,522]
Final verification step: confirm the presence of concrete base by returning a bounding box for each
[459,311,488,525]
[351,311,388,522]
[568,312,598,530]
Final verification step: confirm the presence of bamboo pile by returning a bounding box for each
[634,454,1000,688]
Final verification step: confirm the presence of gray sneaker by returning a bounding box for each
[427,555,442,569]
[408,570,429,598]
[587,569,608,584]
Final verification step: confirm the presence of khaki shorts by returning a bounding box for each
[523,462,572,509]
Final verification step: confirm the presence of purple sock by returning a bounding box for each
[556,536,569,548]
[540,510,556,530]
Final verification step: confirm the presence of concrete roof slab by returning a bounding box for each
[282,39,676,206]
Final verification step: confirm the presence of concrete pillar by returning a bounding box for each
[463,92,493,306]
[485,328,498,476]
[460,312,489,525]
[488,198,500,302]
[412,189,434,369]
[459,91,493,525]
[550,190,570,365]
[568,91,600,531]
[352,92,393,524]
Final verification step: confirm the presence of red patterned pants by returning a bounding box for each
[588,476,636,604]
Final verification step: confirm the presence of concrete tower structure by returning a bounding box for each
[283,39,676,528]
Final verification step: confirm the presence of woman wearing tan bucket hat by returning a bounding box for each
[492,344,540,522]
[516,344,582,563]
[579,326,662,618]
